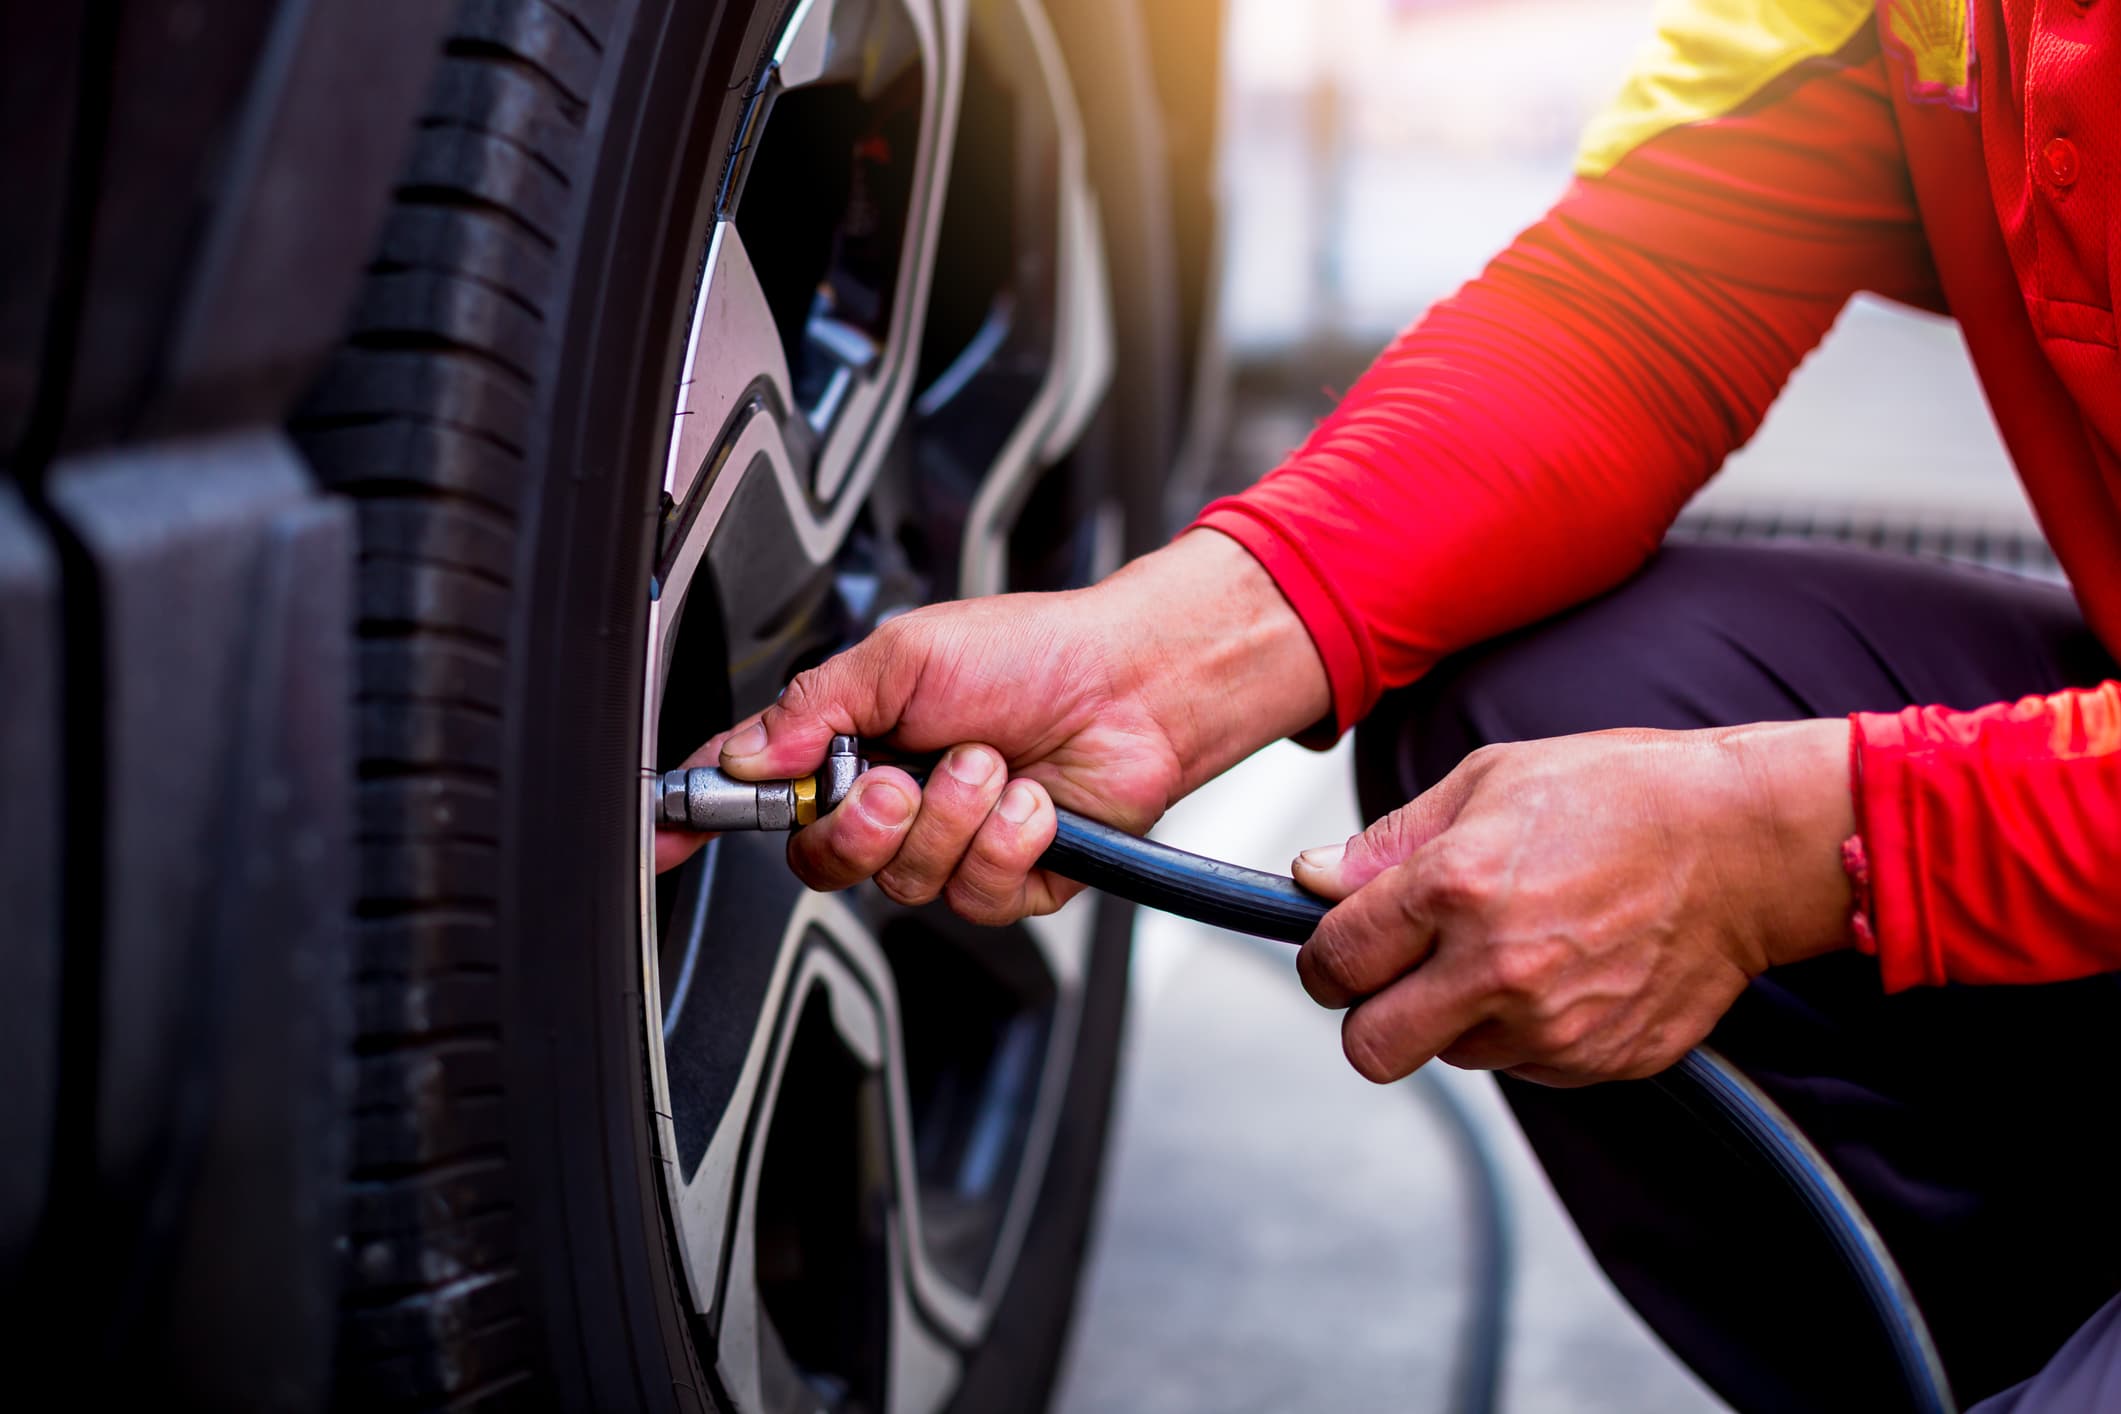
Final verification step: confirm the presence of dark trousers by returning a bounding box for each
[1356,542,2121,1413]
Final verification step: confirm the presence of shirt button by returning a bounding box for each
[2045,137,2081,188]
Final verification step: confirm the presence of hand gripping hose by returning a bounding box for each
[1037,813,1956,1414]
[652,748,1956,1412]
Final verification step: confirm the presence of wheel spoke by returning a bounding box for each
[661,221,795,520]
[886,1278,961,1414]
[726,0,967,513]
[807,0,958,508]
[857,896,1088,1320]
[655,219,918,735]
[908,0,1115,599]
[651,835,808,1308]
[701,895,987,1412]
[650,0,973,692]
[771,0,841,91]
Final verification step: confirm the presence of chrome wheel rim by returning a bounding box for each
[636,1,1115,1406]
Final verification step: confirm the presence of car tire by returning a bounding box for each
[294,0,1173,1408]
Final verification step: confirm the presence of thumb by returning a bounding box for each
[1292,772,1472,902]
[720,625,924,778]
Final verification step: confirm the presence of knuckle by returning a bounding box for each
[1296,947,1348,1009]
[1522,1021,1575,1065]
[1619,1024,1687,1081]
[1463,742,1509,774]
[871,613,918,654]
[1388,880,1431,937]
[828,811,903,872]
[786,837,847,890]
[821,820,876,867]
[1357,818,1408,873]
[960,833,1005,882]
[775,670,822,718]
[1360,810,1410,865]
[875,867,940,908]
[1422,842,1494,913]
[1483,942,1551,1000]
[975,813,1040,871]
[1437,1037,1492,1071]
[944,876,1011,926]
[1543,1010,1594,1054]
[865,617,924,677]
[1305,925,1363,990]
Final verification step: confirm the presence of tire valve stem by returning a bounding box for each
[654,735,868,832]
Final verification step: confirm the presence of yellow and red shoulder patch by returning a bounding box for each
[1576,0,1971,179]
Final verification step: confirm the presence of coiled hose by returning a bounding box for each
[1042,809,1957,1414]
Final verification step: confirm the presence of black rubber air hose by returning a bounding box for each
[1036,807,1957,1414]
[1042,809,1329,942]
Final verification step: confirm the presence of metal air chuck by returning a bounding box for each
[653,735,868,832]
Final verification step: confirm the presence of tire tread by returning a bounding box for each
[292,0,607,1401]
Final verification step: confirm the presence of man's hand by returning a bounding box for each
[656,531,1331,925]
[1291,720,1855,1087]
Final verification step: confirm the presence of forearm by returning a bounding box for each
[1200,216,1846,734]
[1094,528,1331,793]
[1197,42,1944,738]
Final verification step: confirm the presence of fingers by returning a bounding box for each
[874,745,1007,906]
[1291,753,1487,901]
[655,827,712,875]
[944,779,1074,925]
[786,766,921,891]
[1339,953,1492,1084]
[1300,862,1525,1084]
[783,762,1068,926]
[721,624,920,779]
[1296,859,1440,1009]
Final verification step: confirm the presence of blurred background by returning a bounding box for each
[1056,0,2029,1409]
[1174,0,2039,560]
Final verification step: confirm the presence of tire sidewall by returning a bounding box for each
[495,1,791,1406]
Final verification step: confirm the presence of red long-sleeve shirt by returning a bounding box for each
[1198,0,2121,991]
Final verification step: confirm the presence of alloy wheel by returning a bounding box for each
[636,1,1116,1408]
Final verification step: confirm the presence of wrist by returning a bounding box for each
[1095,529,1332,790]
[1716,718,1858,968]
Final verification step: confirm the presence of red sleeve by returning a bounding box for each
[1852,687,2121,989]
[1197,219,1849,731]
[1194,43,1933,735]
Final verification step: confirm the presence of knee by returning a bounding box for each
[1354,651,1509,819]
[1352,550,1729,815]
